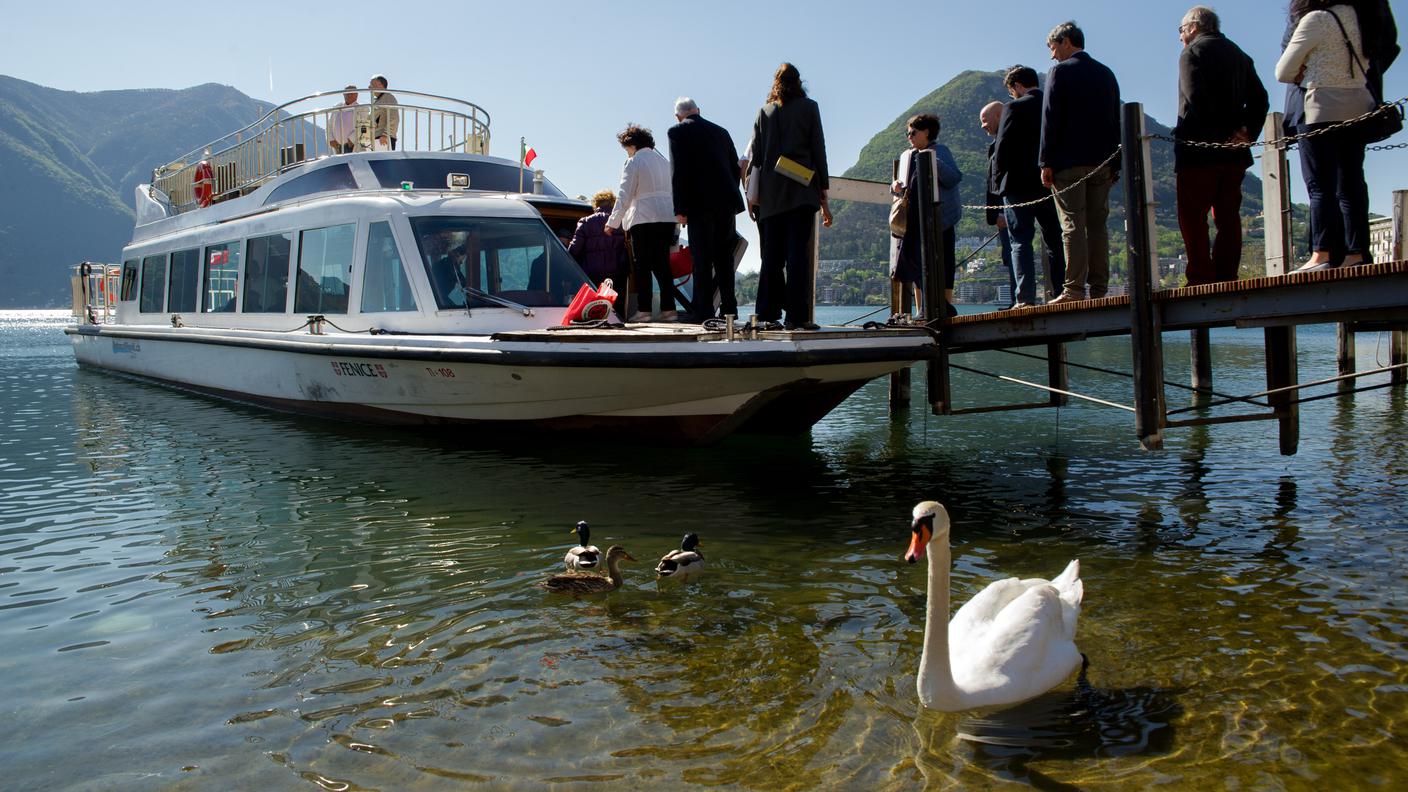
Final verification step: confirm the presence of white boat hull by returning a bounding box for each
[67,324,931,443]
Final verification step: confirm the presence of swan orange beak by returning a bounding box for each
[906,521,931,564]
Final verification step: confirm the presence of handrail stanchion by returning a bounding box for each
[1122,102,1165,450]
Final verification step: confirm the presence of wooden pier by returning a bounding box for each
[830,102,1408,455]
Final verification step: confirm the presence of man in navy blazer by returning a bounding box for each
[1039,21,1121,304]
[994,65,1067,307]
[668,97,745,322]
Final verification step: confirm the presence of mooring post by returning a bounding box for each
[1266,327,1300,455]
[1393,330,1408,387]
[1337,323,1358,394]
[1122,102,1165,450]
[1191,328,1213,397]
[807,209,821,325]
[916,148,952,415]
[1261,112,1292,276]
[889,159,911,411]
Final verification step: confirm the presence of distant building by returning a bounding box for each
[819,259,868,274]
[956,283,982,303]
[995,284,1012,305]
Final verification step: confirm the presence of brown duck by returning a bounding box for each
[541,546,636,594]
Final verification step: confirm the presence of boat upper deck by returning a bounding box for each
[149,88,493,215]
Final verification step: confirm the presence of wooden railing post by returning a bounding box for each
[1262,112,1293,275]
[1122,102,1165,450]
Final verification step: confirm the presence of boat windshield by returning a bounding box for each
[410,216,589,310]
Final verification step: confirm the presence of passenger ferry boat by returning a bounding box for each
[66,89,933,443]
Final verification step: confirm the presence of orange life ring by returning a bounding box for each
[193,160,214,207]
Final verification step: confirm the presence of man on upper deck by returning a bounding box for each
[370,74,399,151]
[1174,6,1268,286]
[327,85,361,154]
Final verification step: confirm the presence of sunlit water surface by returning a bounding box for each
[1,308,1405,790]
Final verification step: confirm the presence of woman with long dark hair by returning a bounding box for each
[748,63,831,330]
[1276,0,1377,270]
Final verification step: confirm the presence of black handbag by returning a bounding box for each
[1326,8,1403,144]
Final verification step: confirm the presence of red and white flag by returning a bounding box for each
[523,147,538,167]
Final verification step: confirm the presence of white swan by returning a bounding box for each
[905,500,1084,712]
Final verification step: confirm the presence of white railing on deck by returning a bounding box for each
[152,88,491,214]
[71,263,120,325]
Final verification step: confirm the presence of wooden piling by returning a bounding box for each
[1394,330,1408,387]
[1191,328,1213,397]
[1337,323,1357,394]
[915,149,952,415]
[1261,112,1292,276]
[1265,326,1300,455]
[1122,102,1165,450]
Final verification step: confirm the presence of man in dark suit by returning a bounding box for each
[668,97,745,322]
[1039,21,1121,304]
[995,66,1068,307]
[1175,6,1268,286]
[980,101,1017,309]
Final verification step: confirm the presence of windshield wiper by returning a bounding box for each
[467,286,534,317]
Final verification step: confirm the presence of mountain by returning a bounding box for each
[0,76,273,307]
[820,69,1269,278]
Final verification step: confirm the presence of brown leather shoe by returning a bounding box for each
[1048,290,1086,305]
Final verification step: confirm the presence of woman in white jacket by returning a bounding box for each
[605,125,679,321]
[1275,0,1377,270]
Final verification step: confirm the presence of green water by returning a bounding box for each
[1,308,1405,790]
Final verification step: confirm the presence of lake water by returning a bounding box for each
[2,307,1405,790]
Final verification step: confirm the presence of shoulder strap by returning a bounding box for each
[1324,8,1367,79]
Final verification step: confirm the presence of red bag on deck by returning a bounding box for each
[669,246,693,282]
[561,278,618,324]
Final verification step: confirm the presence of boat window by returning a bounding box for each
[139,254,167,313]
[368,159,567,197]
[168,249,201,313]
[203,241,242,313]
[296,224,354,314]
[120,259,138,301]
[360,221,416,313]
[409,216,589,309]
[263,163,358,206]
[243,233,292,312]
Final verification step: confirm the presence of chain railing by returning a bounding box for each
[1145,95,1407,151]
[961,147,1123,212]
[151,88,492,215]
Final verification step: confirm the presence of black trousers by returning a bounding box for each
[687,212,738,320]
[757,206,817,323]
[1298,123,1369,261]
[628,222,677,313]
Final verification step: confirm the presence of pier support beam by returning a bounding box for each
[1123,102,1165,450]
[1047,343,1069,407]
[1265,326,1300,455]
[1337,324,1357,394]
[1191,328,1213,397]
[889,283,912,411]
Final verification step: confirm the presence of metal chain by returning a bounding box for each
[1145,95,1408,150]
[961,147,1123,211]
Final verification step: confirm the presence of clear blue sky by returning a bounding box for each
[4,0,1406,271]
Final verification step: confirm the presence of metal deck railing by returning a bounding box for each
[151,88,491,214]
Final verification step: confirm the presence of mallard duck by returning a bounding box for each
[542,546,636,594]
[655,533,705,581]
[905,500,1084,711]
[564,520,601,571]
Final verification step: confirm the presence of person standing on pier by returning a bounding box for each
[995,66,1067,307]
[891,114,962,318]
[750,62,831,331]
[1174,6,1269,286]
[1039,21,1121,304]
[979,101,1017,309]
[668,97,744,323]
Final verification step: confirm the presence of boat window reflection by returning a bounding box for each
[243,233,292,313]
[139,254,167,313]
[263,163,358,206]
[120,259,138,302]
[361,221,417,313]
[203,241,241,313]
[168,249,201,313]
[410,216,588,309]
[296,224,355,314]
